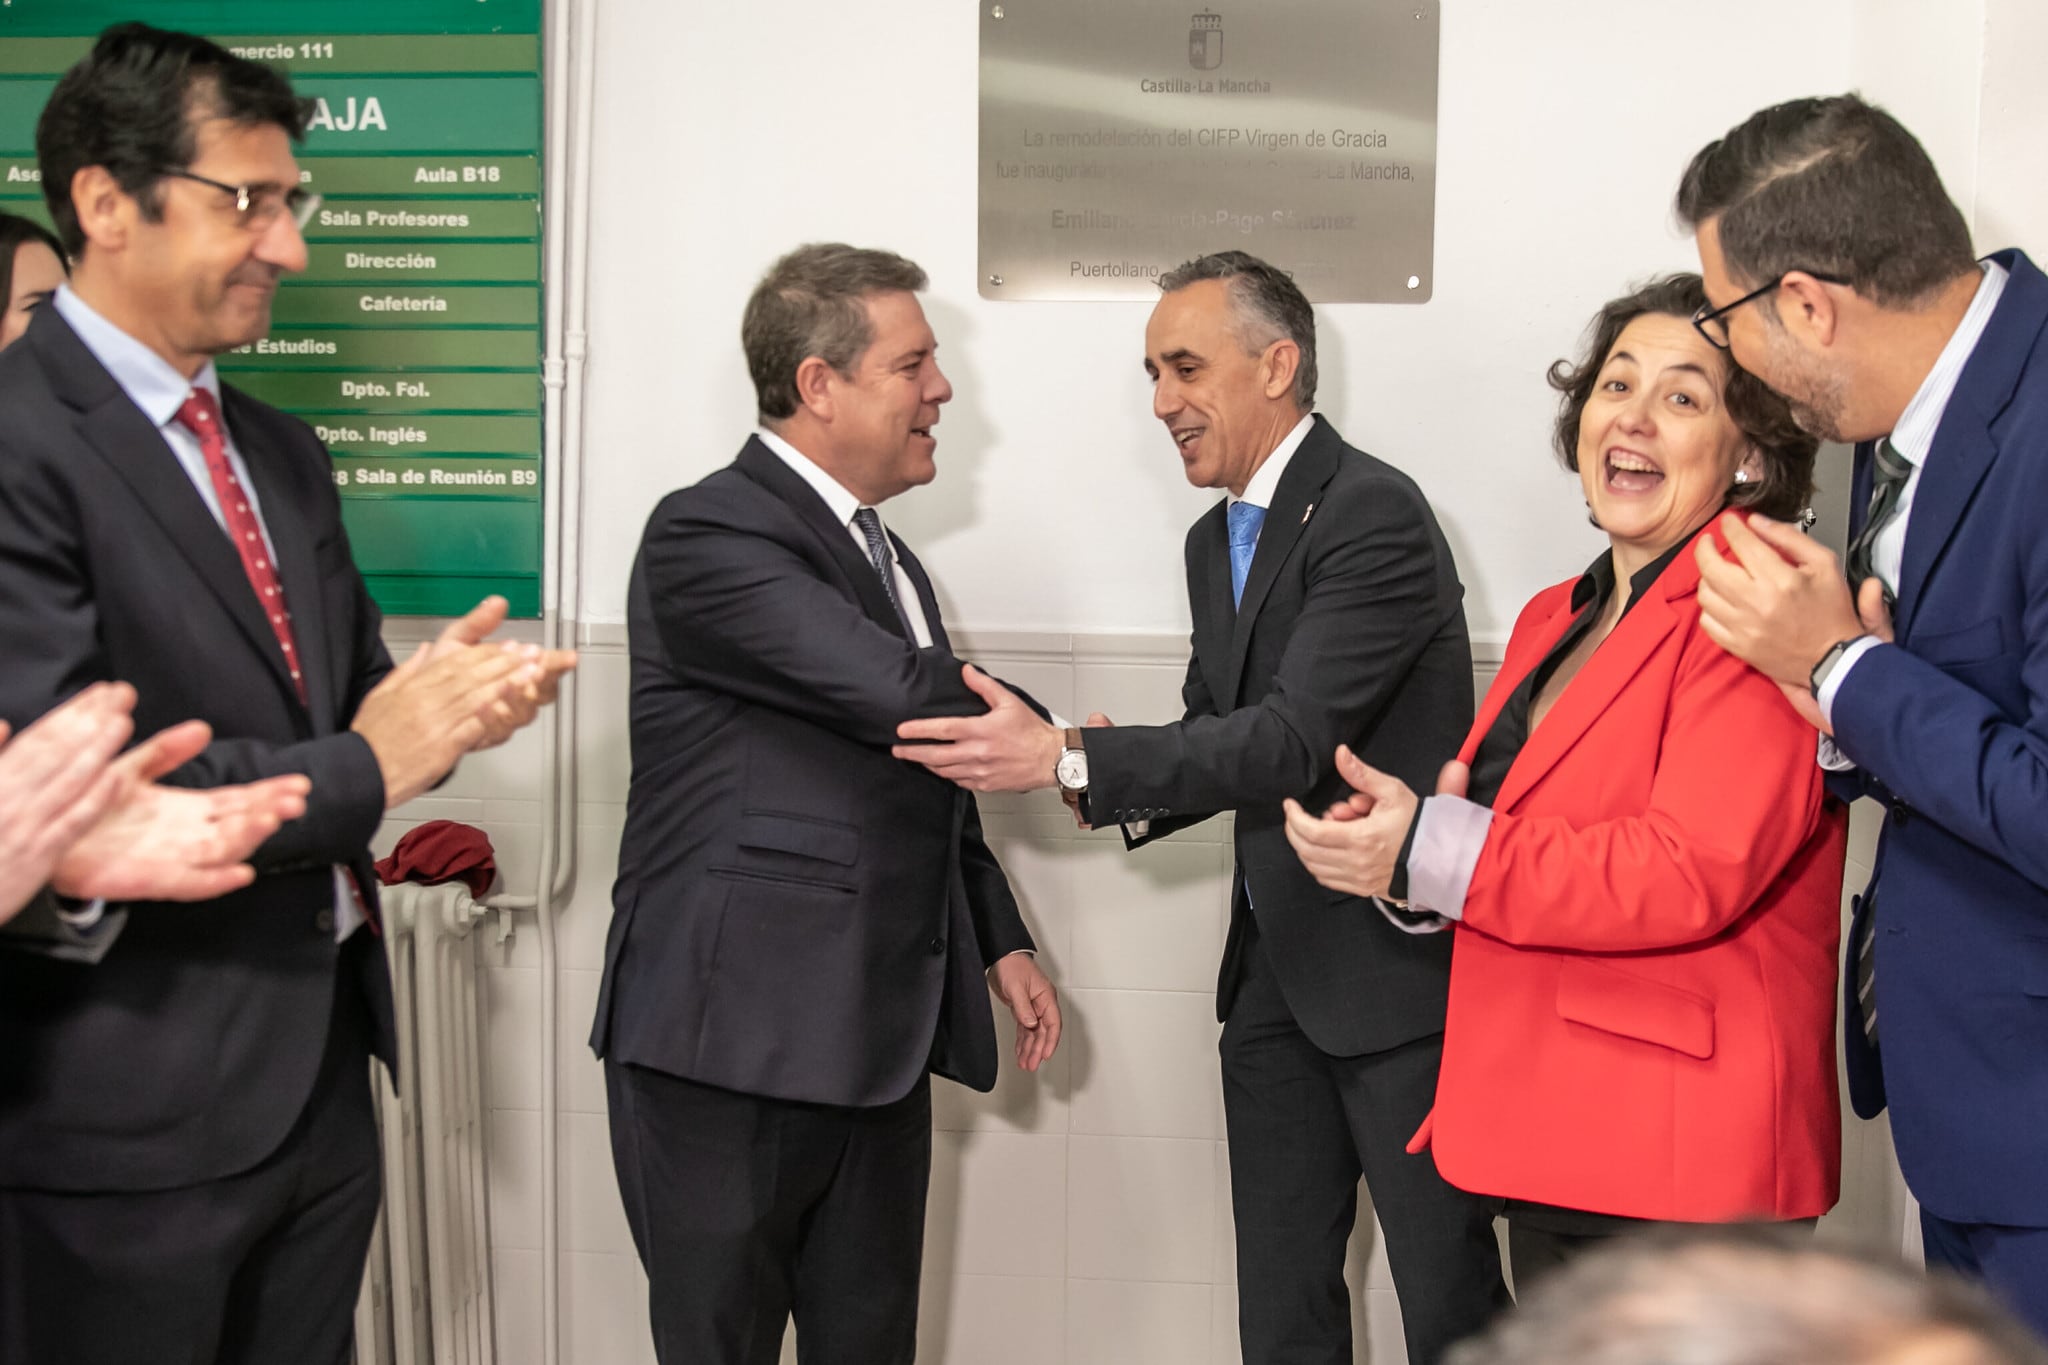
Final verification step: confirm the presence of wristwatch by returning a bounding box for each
[1054,727,1089,794]
[1809,635,1871,697]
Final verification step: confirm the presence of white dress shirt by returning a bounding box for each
[757,428,933,648]
[52,285,363,940]
[1817,259,2008,758]
[1125,414,1316,850]
[1229,413,1316,516]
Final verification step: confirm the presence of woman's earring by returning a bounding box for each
[1733,469,1751,484]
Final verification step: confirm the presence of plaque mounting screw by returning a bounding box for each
[991,4,1004,16]
[1407,275,1421,289]
[988,273,1004,287]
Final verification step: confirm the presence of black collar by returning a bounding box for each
[1568,522,1704,621]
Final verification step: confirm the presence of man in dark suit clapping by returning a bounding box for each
[0,24,572,1365]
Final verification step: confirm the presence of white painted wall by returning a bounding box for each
[576,0,1861,645]
[379,2,2048,1360]
[1973,0,2048,257]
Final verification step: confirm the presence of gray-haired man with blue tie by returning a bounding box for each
[897,250,1507,1365]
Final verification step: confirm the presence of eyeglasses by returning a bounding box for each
[157,168,323,232]
[1692,270,1847,349]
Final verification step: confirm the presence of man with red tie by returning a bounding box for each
[0,24,572,1364]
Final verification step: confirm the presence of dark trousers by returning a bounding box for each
[1222,929,1509,1365]
[0,942,382,1365]
[1921,1209,2048,1342]
[605,1060,933,1365]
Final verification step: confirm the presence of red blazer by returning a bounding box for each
[1410,522,1846,1222]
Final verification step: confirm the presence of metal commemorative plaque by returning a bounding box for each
[979,0,1439,303]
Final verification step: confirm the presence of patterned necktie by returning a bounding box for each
[1844,437,1913,608]
[1856,911,1879,1044]
[1843,437,1912,1042]
[174,389,307,705]
[1227,501,1266,608]
[852,507,914,635]
[175,390,376,935]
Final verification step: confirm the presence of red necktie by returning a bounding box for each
[173,389,378,935]
[174,388,307,706]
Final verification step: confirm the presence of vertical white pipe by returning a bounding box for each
[535,0,570,1352]
[533,1,596,1361]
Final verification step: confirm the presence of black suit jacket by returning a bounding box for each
[0,305,396,1193]
[590,436,1035,1107]
[1083,416,1473,1056]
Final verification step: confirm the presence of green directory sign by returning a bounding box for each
[0,0,546,617]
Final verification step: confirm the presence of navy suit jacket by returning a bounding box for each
[590,437,1035,1107]
[1833,249,2048,1225]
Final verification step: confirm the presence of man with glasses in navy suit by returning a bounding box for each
[1687,94,2048,1336]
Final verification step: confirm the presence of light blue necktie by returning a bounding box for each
[1227,501,1265,608]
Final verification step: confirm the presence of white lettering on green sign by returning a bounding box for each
[344,252,438,270]
[359,295,448,313]
[229,337,339,356]
[415,165,502,184]
[305,96,387,133]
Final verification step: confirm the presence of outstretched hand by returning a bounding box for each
[893,665,1063,793]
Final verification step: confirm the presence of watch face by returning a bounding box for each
[1057,750,1088,789]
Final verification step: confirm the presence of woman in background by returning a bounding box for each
[0,210,66,351]
[1284,274,1845,1290]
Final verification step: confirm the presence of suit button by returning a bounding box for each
[1889,798,1911,826]
[929,936,946,956]
[315,908,335,933]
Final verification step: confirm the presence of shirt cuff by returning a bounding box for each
[53,896,108,931]
[986,947,1036,974]
[1406,795,1494,922]
[1815,636,1884,732]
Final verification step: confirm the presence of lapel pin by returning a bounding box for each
[1301,503,1314,525]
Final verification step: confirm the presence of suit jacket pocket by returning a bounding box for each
[2017,937,2048,999]
[710,865,857,896]
[1913,616,2005,668]
[737,810,860,866]
[1555,958,1715,1059]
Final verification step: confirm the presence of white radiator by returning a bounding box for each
[355,882,500,1365]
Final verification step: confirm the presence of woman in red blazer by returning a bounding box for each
[1286,275,1846,1286]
